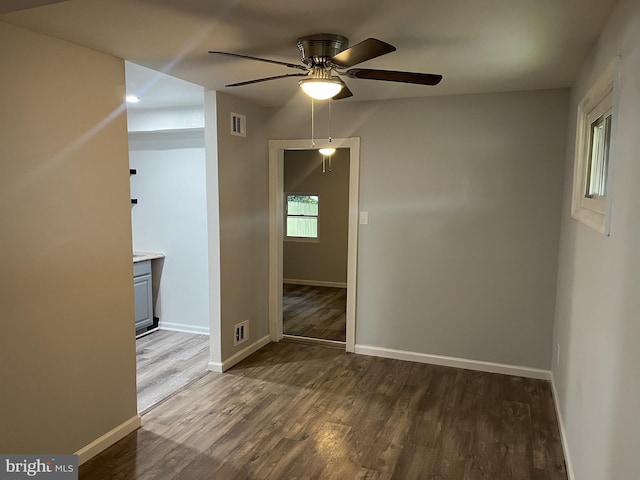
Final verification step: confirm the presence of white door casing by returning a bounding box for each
[268,138,360,352]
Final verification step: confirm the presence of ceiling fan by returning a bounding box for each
[209,33,442,100]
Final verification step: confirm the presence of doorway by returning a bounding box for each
[282,148,349,344]
[125,61,212,413]
[268,138,360,352]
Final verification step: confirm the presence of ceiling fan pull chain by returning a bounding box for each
[311,97,316,147]
[328,99,332,144]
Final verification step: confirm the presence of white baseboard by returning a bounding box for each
[75,415,141,465]
[283,278,347,289]
[158,322,210,335]
[354,344,552,380]
[283,334,345,349]
[551,374,575,480]
[208,334,271,373]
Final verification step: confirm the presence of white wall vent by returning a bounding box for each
[231,112,246,137]
[234,320,249,346]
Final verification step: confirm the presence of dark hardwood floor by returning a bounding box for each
[136,330,209,413]
[283,283,346,342]
[83,342,567,480]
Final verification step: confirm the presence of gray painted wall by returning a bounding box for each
[267,89,568,369]
[283,148,349,284]
[553,0,640,478]
[0,22,136,452]
[214,92,270,359]
[129,138,210,333]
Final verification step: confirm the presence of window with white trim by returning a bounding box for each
[571,59,617,234]
[285,193,319,242]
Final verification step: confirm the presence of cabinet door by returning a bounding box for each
[134,274,153,330]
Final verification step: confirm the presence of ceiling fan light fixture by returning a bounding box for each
[211,34,443,101]
[299,77,343,100]
[318,147,336,156]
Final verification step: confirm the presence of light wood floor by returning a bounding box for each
[283,284,346,342]
[84,341,566,479]
[136,330,209,413]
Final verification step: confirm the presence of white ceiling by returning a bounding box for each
[124,61,204,110]
[0,0,67,14]
[1,0,616,108]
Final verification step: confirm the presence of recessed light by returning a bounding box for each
[126,95,140,104]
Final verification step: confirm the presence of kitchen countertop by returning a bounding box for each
[133,251,165,263]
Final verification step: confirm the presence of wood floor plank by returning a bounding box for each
[82,342,567,480]
[283,284,346,342]
[136,330,209,413]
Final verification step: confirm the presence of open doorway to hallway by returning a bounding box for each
[126,61,213,413]
[268,138,360,352]
[281,148,350,344]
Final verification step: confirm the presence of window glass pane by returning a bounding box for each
[287,195,318,216]
[287,217,317,238]
[602,114,612,193]
[586,114,611,197]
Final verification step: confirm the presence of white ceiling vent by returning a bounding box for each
[231,112,246,137]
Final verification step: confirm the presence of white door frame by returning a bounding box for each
[268,137,360,352]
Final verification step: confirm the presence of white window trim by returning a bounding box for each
[284,192,320,243]
[571,57,620,235]
[284,236,320,244]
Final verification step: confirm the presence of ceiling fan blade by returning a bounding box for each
[346,68,443,85]
[209,51,307,71]
[330,38,396,68]
[226,73,308,87]
[332,84,353,100]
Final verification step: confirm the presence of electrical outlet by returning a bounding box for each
[234,320,249,346]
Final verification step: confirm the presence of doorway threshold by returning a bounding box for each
[282,334,346,350]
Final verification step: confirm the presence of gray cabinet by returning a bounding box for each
[134,260,153,332]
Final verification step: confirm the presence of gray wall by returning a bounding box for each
[214,92,270,359]
[283,148,349,285]
[553,0,640,478]
[0,22,137,452]
[129,136,210,333]
[267,89,568,369]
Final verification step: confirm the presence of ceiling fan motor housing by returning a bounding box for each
[297,34,348,67]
